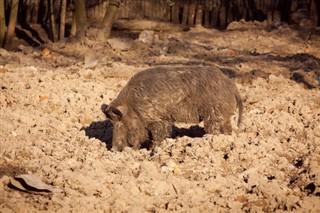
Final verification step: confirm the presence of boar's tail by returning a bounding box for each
[235,94,243,127]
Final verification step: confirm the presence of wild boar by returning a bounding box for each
[103,66,243,151]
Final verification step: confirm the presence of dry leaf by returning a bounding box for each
[39,96,47,102]
[235,195,248,203]
[0,67,7,73]
[173,167,182,175]
[10,174,62,193]
[42,48,50,57]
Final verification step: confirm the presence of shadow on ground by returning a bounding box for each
[83,120,206,151]
[82,120,113,150]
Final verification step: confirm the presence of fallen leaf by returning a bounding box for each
[39,96,47,102]
[42,48,50,57]
[235,195,248,203]
[10,174,63,193]
[0,67,7,73]
[245,199,268,208]
[10,178,28,192]
[173,167,182,175]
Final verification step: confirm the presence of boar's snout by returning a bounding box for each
[101,105,127,151]
[111,121,128,152]
[102,104,150,151]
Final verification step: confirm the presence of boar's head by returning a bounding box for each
[103,105,149,151]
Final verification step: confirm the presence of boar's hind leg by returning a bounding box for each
[204,112,232,135]
[219,119,232,134]
[147,122,172,145]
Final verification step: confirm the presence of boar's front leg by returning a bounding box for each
[112,126,145,151]
[147,121,172,146]
[127,131,144,150]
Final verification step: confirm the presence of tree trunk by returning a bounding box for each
[188,2,196,26]
[267,10,273,24]
[310,0,319,26]
[181,2,189,26]
[273,10,281,22]
[26,0,31,23]
[317,0,320,26]
[155,0,161,20]
[163,1,171,21]
[25,0,38,23]
[70,14,76,36]
[279,0,291,22]
[291,0,298,12]
[59,0,66,40]
[0,0,5,48]
[219,5,227,28]
[48,0,57,42]
[4,0,19,48]
[31,0,39,23]
[101,0,120,39]
[172,0,180,24]
[204,2,210,28]
[227,4,233,24]
[211,4,219,27]
[74,0,87,37]
[39,0,48,23]
[195,2,204,27]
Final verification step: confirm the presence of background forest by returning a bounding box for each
[0,0,319,49]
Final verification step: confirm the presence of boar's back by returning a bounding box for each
[110,66,240,123]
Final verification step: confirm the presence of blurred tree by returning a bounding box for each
[38,0,48,24]
[0,0,319,47]
[312,0,320,26]
[4,0,19,48]
[49,0,57,41]
[25,0,39,23]
[181,0,190,26]
[74,0,87,36]
[70,13,76,36]
[101,0,120,39]
[195,0,204,27]
[0,0,5,47]
[59,0,67,40]
[172,0,180,24]
[188,1,196,26]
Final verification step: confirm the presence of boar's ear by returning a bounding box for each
[105,106,123,121]
[101,104,108,113]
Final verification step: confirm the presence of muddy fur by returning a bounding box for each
[103,66,243,151]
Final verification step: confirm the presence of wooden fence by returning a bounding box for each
[87,0,320,28]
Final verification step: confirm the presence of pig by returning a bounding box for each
[103,66,243,151]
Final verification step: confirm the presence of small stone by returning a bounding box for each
[138,30,155,44]
[107,38,133,51]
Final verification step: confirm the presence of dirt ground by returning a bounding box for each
[1,20,320,212]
